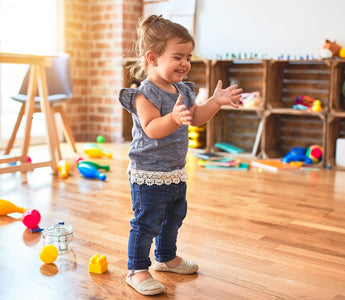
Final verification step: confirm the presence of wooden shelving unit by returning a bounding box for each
[207,59,268,154]
[121,58,345,168]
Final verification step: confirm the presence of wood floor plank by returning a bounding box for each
[1,142,345,299]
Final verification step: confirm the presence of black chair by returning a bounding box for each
[5,53,77,154]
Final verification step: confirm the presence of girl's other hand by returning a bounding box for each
[212,80,243,108]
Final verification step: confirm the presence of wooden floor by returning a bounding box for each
[1,142,345,300]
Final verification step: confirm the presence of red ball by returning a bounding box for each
[22,209,41,229]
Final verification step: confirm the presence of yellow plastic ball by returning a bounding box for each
[39,245,58,264]
[339,48,345,58]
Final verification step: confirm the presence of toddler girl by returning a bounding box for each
[119,14,242,296]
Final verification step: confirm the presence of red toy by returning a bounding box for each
[22,209,41,231]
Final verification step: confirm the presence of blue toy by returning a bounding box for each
[77,162,107,181]
[282,147,313,164]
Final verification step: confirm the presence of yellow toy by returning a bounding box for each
[57,160,70,179]
[188,125,206,149]
[83,143,112,159]
[39,245,59,264]
[312,100,322,112]
[0,199,27,215]
[89,254,108,274]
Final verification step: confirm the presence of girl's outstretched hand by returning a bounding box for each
[172,94,192,125]
[212,80,243,108]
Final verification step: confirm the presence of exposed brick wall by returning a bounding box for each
[64,0,142,142]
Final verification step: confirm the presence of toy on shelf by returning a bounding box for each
[77,162,107,181]
[89,254,108,274]
[311,100,323,112]
[58,160,70,179]
[292,96,323,112]
[241,91,261,108]
[339,48,345,59]
[39,244,59,264]
[188,124,206,149]
[22,209,43,232]
[322,39,342,58]
[83,143,112,159]
[0,199,27,215]
[77,159,110,171]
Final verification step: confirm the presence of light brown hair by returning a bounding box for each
[130,15,195,81]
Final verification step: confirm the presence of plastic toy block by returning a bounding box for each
[89,254,108,274]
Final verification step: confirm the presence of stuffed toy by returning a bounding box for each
[322,39,342,57]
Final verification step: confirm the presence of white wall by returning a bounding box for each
[195,0,345,59]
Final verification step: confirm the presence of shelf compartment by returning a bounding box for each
[330,60,345,113]
[267,60,331,111]
[262,110,326,166]
[326,113,345,169]
[209,109,262,154]
[210,59,268,109]
[184,59,211,95]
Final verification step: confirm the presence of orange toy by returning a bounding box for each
[0,199,28,215]
[323,39,342,57]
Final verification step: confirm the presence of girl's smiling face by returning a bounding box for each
[147,39,194,92]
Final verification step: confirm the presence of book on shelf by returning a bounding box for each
[251,159,300,172]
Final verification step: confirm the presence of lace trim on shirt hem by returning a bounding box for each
[130,167,188,186]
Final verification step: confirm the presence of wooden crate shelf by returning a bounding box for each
[262,110,326,166]
[330,60,345,113]
[267,60,331,111]
[210,59,268,105]
[209,109,262,154]
[120,58,345,167]
[326,113,345,169]
[207,59,268,154]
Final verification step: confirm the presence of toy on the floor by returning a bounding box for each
[306,145,323,164]
[0,199,27,215]
[77,160,110,171]
[41,222,74,254]
[89,254,108,274]
[22,209,42,232]
[84,143,112,159]
[96,135,105,143]
[282,146,322,164]
[282,147,313,164]
[58,160,70,179]
[77,162,107,181]
[39,244,58,264]
[9,156,32,166]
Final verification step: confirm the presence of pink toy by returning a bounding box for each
[22,209,41,230]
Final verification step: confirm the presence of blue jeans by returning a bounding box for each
[127,181,187,271]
